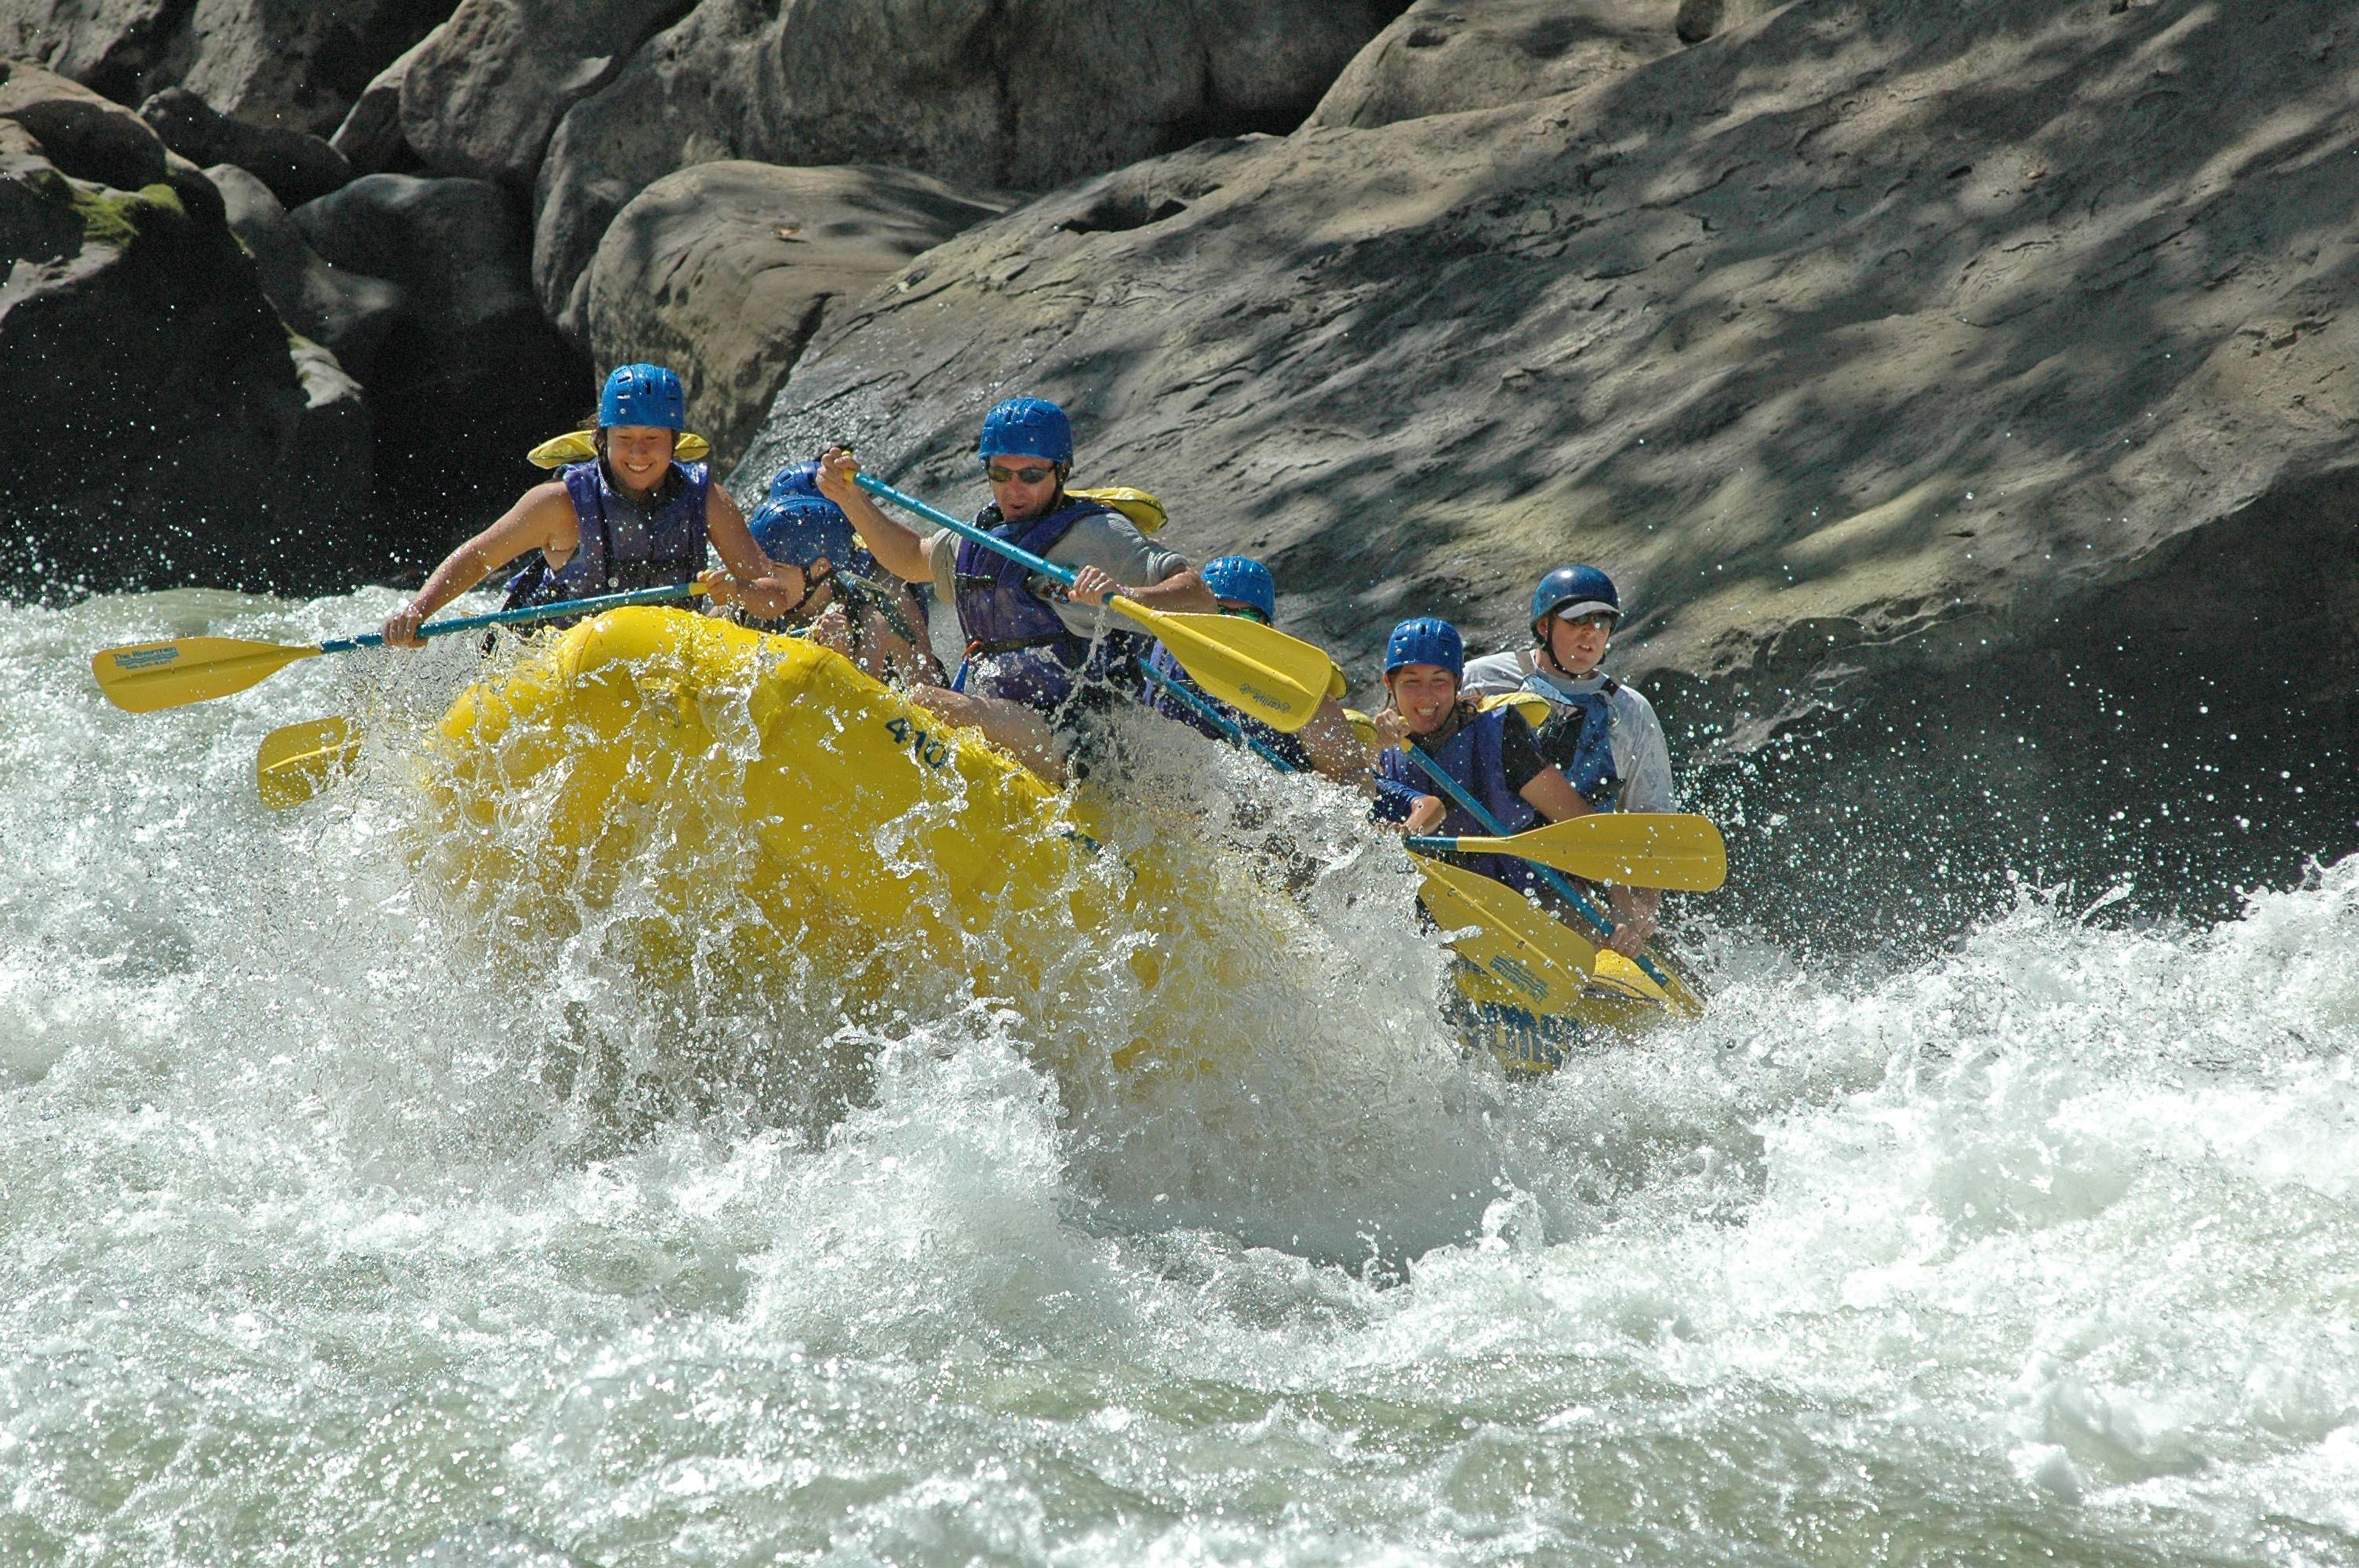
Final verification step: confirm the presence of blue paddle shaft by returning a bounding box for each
[854,473,1079,589]
[1137,657,1298,773]
[1402,743,1678,991]
[315,582,704,655]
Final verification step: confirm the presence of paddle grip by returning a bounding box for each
[1402,744,1678,992]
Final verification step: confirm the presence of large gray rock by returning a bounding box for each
[291,172,592,553]
[531,0,1402,338]
[0,0,184,107]
[397,0,682,191]
[740,0,2359,921]
[0,135,374,596]
[584,160,1009,471]
[143,86,351,206]
[0,56,164,189]
[1307,0,1679,130]
[0,0,456,139]
[331,29,432,174]
[208,162,405,380]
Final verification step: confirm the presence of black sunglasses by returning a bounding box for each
[984,462,1058,485]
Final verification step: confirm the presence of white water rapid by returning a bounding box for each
[3,590,2355,1567]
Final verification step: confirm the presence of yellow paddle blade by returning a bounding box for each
[1414,855,1599,1016]
[1415,855,1702,1017]
[1111,598,1331,733]
[256,716,361,809]
[1455,813,1728,891]
[92,637,322,713]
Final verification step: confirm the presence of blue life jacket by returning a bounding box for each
[952,496,1146,713]
[1379,705,1542,894]
[1143,641,1310,770]
[506,458,708,609]
[1530,676,1622,808]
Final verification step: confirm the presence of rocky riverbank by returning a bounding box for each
[4,0,2354,927]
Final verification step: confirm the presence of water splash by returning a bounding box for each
[1,591,2353,1566]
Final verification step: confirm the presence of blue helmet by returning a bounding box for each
[1385,616,1464,679]
[600,363,686,432]
[1530,564,1620,633]
[747,462,858,569]
[1200,556,1276,622]
[977,397,1074,466]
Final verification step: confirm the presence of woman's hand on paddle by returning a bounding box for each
[1372,709,1414,751]
[701,564,804,618]
[382,601,429,649]
[813,448,861,507]
[1401,794,1446,835]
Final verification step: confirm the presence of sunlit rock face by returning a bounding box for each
[742,0,2359,924]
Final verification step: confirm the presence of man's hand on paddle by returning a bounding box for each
[1605,887,1661,959]
[1064,565,1122,608]
[813,448,861,506]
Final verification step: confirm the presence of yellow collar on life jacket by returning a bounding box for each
[528,429,711,470]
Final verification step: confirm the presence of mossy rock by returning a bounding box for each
[66,179,186,249]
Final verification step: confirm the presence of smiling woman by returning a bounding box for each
[375,364,803,648]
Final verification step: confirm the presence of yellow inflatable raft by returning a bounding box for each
[421,607,1688,1076]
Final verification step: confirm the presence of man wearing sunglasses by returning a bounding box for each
[816,397,1213,779]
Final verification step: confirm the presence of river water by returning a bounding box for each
[4,589,2355,1567]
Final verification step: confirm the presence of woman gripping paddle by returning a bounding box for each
[1371,616,1659,961]
[381,364,801,648]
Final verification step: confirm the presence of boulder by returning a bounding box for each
[583,161,1010,470]
[531,0,1401,337]
[397,0,684,191]
[208,162,405,380]
[291,172,592,556]
[0,142,375,597]
[1307,0,1678,130]
[0,57,165,189]
[0,0,457,140]
[740,0,2359,921]
[141,85,351,207]
[0,1,185,108]
[330,29,432,174]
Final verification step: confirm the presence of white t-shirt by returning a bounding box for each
[1461,649,1676,813]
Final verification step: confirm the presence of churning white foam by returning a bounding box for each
[1,590,2353,1565]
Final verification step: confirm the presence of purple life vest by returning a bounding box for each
[1380,705,1543,894]
[950,496,1146,713]
[506,458,708,609]
[1534,679,1622,808]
